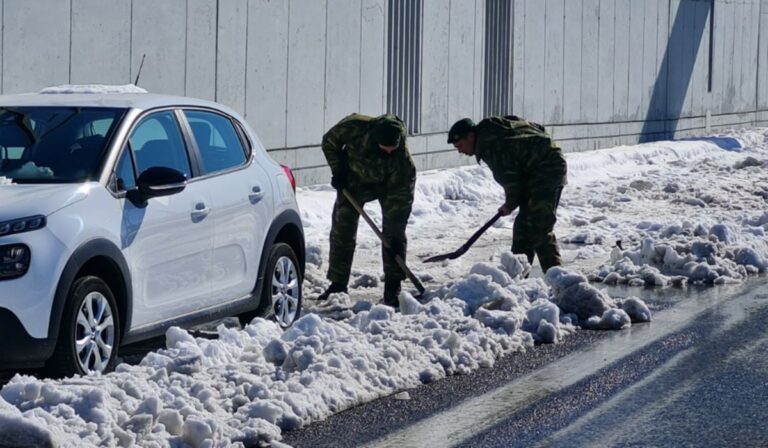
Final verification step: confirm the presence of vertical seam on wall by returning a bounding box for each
[447,0,451,128]
[473,0,477,119]
[184,0,188,95]
[664,0,671,135]
[214,0,220,102]
[358,0,363,111]
[510,0,514,114]
[757,0,762,111]
[244,0,249,116]
[323,0,329,132]
[285,0,291,148]
[577,0,583,121]
[596,0,601,121]
[561,0,567,123]
[1,0,4,93]
[69,0,73,83]
[611,0,616,120]
[129,0,133,83]
[627,0,633,118]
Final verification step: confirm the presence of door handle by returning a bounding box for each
[249,185,264,203]
[191,202,210,221]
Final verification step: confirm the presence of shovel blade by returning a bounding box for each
[422,252,458,263]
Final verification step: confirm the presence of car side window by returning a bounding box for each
[129,111,191,178]
[184,110,246,175]
[113,149,136,191]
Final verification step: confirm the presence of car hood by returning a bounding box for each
[0,183,92,222]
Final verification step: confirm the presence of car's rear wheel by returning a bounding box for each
[47,276,120,377]
[239,243,302,328]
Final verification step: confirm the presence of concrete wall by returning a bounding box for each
[0,0,766,185]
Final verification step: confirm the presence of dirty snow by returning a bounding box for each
[2,128,767,446]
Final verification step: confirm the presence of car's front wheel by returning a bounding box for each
[48,276,121,377]
[240,243,302,328]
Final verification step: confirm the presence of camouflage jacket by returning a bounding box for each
[474,116,567,208]
[322,113,416,197]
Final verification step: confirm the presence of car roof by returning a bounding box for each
[0,89,234,115]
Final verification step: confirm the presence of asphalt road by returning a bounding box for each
[283,277,768,448]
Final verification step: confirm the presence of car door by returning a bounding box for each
[181,109,273,302]
[116,110,213,328]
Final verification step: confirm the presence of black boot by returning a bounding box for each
[317,282,347,301]
[383,280,401,308]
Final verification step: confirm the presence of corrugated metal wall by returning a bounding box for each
[0,0,766,185]
[387,0,422,134]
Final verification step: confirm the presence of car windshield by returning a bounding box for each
[0,106,126,183]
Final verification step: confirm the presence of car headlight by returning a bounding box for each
[0,244,31,280]
[0,215,46,237]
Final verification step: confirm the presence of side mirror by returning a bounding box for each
[135,166,187,199]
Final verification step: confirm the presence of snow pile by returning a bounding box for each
[0,251,634,447]
[2,128,767,445]
[0,177,13,185]
[546,267,651,331]
[39,84,148,94]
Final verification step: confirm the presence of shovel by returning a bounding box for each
[341,189,426,296]
[422,211,503,263]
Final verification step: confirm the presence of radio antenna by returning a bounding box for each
[134,54,146,86]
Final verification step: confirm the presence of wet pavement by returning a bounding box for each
[284,277,768,448]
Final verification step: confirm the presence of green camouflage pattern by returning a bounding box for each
[322,114,416,284]
[322,113,415,188]
[511,187,563,272]
[474,116,567,210]
[474,116,567,272]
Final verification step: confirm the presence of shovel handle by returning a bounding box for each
[341,189,425,294]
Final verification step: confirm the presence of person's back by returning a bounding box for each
[474,115,567,191]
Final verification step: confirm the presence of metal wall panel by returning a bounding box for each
[387,0,423,133]
[131,0,186,96]
[286,0,327,147]
[216,0,248,115]
[359,0,387,116]
[641,0,660,119]
[759,0,768,108]
[581,0,600,122]
[627,0,645,120]
[2,0,70,93]
[71,0,131,85]
[563,0,582,123]
[422,0,450,133]
[522,0,546,123]
[448,0,477,123]
[186,0,217,101]
[597,0,616,122]
[544,0,565,123]
[474,0,487,120]
[246,0,289,149]
[325,0,361,130]
[613,0,630,120]
[483,0,512,117]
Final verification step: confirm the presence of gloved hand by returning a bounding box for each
[331,170,348,191]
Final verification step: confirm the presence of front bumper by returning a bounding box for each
[0,308,55,369]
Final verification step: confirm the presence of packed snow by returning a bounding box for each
[39,84,149,94]
[1,128,767,446]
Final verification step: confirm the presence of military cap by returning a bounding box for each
[371,116,404,146]
[447,118,475,143]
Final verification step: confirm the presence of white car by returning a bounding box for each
[0,85,304,376]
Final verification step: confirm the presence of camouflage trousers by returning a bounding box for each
[511,187,563,273]
[327,185,413,285]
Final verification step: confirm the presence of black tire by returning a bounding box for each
[239,243,303,328]
[47,276,121,377]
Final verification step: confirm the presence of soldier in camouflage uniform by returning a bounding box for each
[317,113,416,307]
[447,116,567,273]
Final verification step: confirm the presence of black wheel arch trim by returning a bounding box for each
[252,208,305,306]
[49,239,132,342]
